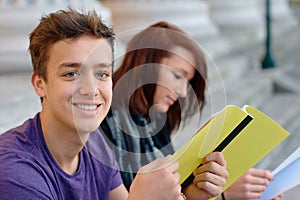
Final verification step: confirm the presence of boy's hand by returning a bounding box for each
[129,156,185,200]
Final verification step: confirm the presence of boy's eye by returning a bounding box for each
[65,72,79,78]
[96,72,110,79]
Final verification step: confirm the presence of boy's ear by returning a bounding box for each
[31,72,46,98]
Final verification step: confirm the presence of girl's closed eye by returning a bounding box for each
[172,71,183,80]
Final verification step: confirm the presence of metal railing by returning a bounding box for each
[262,0,276,69]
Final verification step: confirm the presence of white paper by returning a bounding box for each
[272,146,300,175]
[254,146,300,200]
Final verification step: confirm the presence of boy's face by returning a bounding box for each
[33,35,113,135]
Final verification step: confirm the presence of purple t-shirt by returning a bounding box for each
[0,113,123,200]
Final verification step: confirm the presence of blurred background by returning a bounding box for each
[1,1,300,198]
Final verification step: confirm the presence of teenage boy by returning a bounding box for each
[0,8,183,200]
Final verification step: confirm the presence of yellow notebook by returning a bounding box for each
[171,105,289,193]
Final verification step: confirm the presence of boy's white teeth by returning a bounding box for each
[75,104,97,110]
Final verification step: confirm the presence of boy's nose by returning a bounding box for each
[78,74,99,97]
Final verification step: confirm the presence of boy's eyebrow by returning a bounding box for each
[58,62,81,69]
[58,62,112,69]
[95,62,112,69]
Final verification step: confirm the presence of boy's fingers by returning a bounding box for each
[202,152,227,166]
[139,156,179,174]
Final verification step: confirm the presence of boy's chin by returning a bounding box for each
[74,119,100,134]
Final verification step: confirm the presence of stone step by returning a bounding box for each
[205,13,300,94]
[203,71,274,120]
[0,72,40,133]
[273,65,300,94]
[258,93,300,129]
[206,53,251,88]
[273,26,300,66]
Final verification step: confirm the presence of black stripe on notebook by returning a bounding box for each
[181,115,253,190]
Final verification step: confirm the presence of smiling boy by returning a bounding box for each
[0,8,184,200]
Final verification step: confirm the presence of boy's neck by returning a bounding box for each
[40,112,87,175]
[47,138,81,175]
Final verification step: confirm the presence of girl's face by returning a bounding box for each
[153,46,195,113]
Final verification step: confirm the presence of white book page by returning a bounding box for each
[254,146,300,199]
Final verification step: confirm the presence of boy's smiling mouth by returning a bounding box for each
[73,103,100,111]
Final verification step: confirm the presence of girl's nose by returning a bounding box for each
[175,82,188,98]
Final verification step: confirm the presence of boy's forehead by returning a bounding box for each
[48,35,113,65]
[60,35,112,51]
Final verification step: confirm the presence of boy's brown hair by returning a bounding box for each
[29,8,115,82]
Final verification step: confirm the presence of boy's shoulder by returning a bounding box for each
[0,114,55,199]
[0,113,40,150]
[0,113,43,167]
